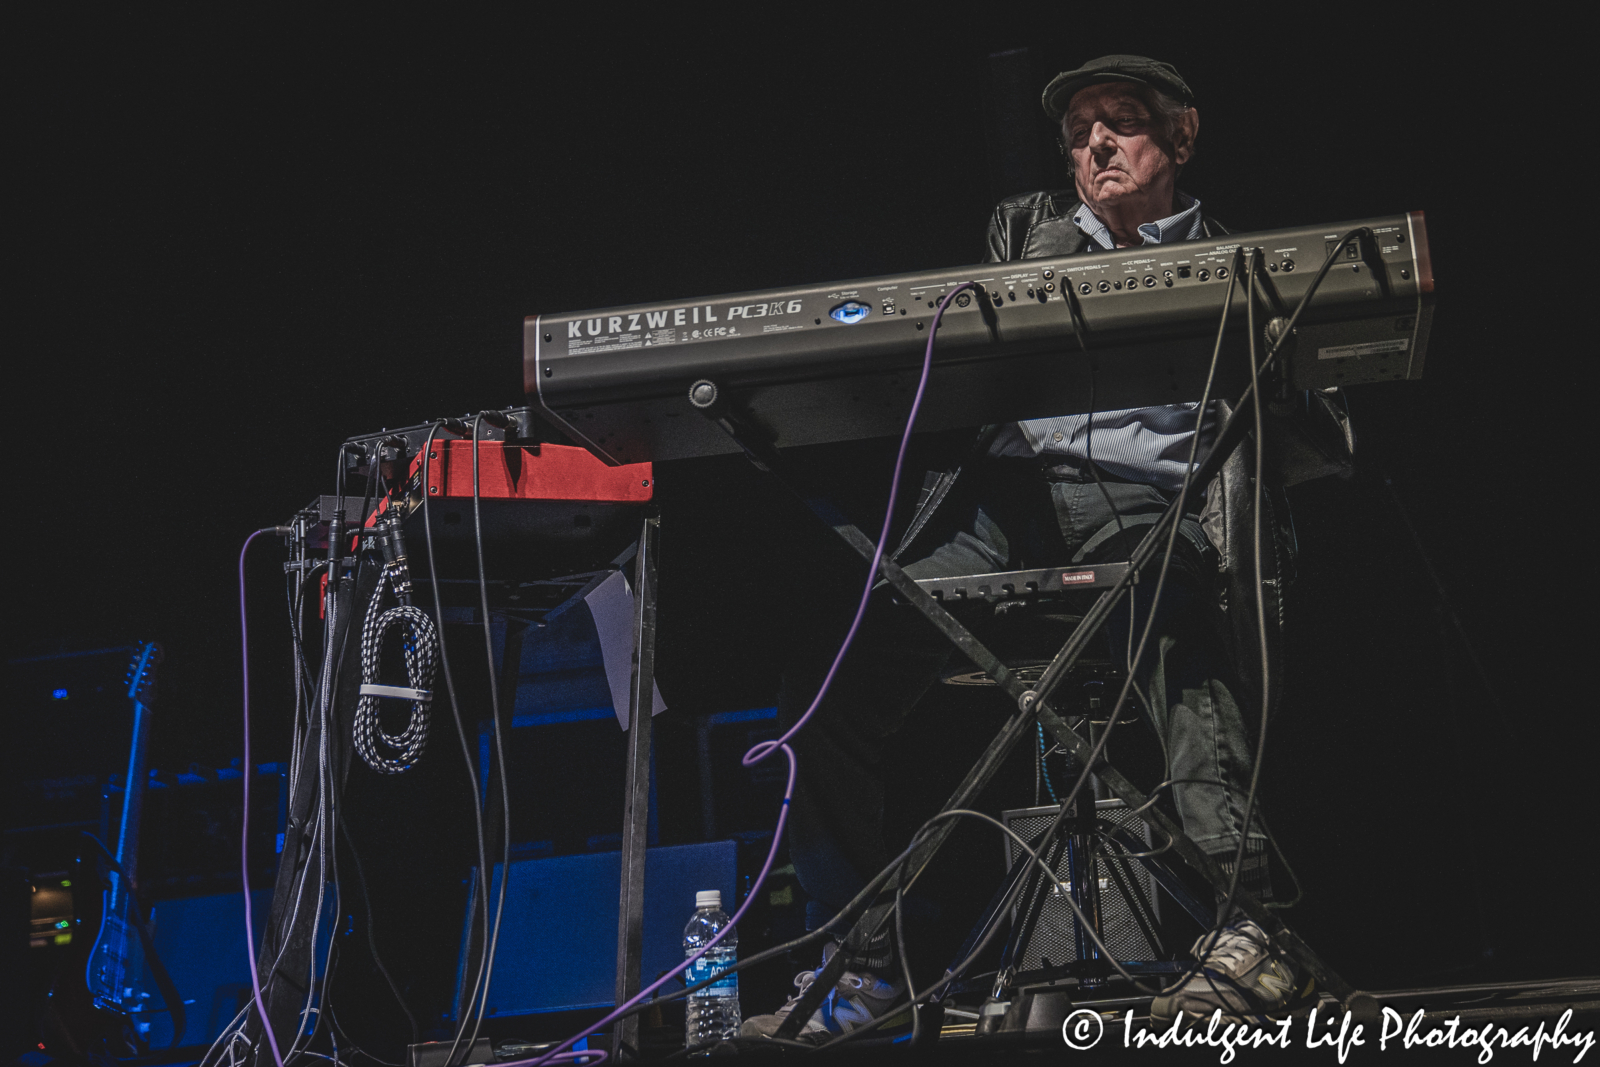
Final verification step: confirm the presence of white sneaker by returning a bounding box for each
[739,943,907,1041]
[1150,919,1316,1026]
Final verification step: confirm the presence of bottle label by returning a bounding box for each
[685,956,738,995]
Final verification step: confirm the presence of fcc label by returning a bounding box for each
[1317,339,1409,360]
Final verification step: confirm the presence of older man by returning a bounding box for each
[743,55,1311,1040]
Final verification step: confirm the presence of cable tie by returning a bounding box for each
[358,683,433,702]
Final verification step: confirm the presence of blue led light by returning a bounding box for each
[51,689,68,700]
[829,300,872,324]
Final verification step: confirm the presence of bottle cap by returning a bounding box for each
[696,890,721,909]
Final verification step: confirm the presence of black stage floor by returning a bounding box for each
[111,975,1599,1066]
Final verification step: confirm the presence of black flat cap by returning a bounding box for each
[1041,54,1194,121]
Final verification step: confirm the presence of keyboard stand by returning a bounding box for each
[685,383,1355,1043]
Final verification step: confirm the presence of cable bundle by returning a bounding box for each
[353,572,438,774]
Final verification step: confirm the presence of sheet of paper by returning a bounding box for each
[582,568,666,731]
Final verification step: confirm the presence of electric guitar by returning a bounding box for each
[82,642,185,1045]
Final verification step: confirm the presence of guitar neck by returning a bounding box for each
[112,697,154,900]
[86,643,163,1016]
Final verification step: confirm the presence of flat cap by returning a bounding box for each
[1041,54,1194,122]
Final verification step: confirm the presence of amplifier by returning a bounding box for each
[1002,800,1162,972]
[453,840,737,1016]
[527,213,1432,464]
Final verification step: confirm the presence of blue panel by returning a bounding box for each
[132,888,273,1048]
[510,707,615,728]
[706,707,776,726]
[510,592,613,717]
[458,840,737,1016]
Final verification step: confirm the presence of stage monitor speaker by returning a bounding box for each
[454,839,736,1018]
[1001,800,1162,971]
[120,888,278,1048]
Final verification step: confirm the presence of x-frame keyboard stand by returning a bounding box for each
[688,385,1354,1044]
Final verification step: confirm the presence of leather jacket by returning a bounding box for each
[889,190,1356,710]
[981,189,1226,262]
[980,190,1357,489]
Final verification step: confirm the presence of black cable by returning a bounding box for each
[1375,468,1513,736]
[840,264,1247,1032]
[337,815,419,1044]
[1027,246,1245,882]
[212,576,320,1067]
[1055,269,1129,568]
[603,235,1367,1040]
[1079,234,1363,986]
[1255,808,1304,911]
[285,568,311,812]
[625,819,990,1016]
[1117,232,1367,945]
[1053,249,1272,997]
[624,808,1063,1050]
[298,452,388,1063]
[263,490,391,1067]
[417,422,494,1066]
[658,1036,819,1060]
[603,792,1109,1039]
[322,542,425,1066]
[1192,233,1368,928]
[972,253,1250,1017]
[1216,248,1275,928]
[356,443,379,554]
[1122,776,1218,818]
[304,874,344,1058]
[1081,360,1145,808]
[894,885,919,1047]
[293,691,344,1061]
[563,267,1223,1051]
[326,1002,341,1067]
[812,808,1171,1053]
[905,249,1252,1017]
[461,413,513,1061]
[1100,823,1174,861]
[1082,366,1127,543]
[281,460,349,1064]
[1022,243,1245,747]
[808,255,1252,1051]
[326,1017,404,1067]
[1255,229,1371,380]
[326,992,406,1067]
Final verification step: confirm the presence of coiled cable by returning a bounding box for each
[352,570,437,774]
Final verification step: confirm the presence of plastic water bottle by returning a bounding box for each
[683,889,739,1048]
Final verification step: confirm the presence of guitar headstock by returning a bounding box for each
[125,642,163,708]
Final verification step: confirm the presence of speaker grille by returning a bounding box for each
[1002,801,1161,969]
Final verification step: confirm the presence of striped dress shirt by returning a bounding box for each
[989,193,1214,493]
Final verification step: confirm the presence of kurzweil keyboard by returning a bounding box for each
[526,212,1433,465]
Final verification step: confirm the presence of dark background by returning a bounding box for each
[9,6,1594,1057]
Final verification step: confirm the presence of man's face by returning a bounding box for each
[1064,82,1191,210]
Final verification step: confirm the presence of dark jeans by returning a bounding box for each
[779,459,1268,934]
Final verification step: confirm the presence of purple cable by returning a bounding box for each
[745,280,981,764]
[239,528,286,1067]
[526,281,981,1065]
[519,746,795,1067]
